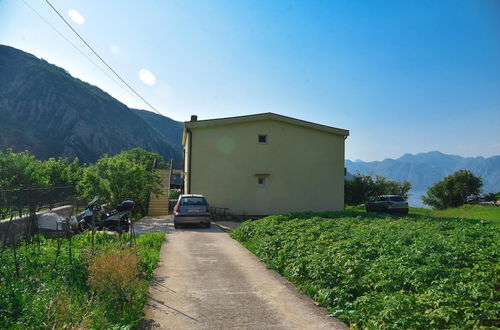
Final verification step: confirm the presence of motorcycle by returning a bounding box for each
[79,197,135,233]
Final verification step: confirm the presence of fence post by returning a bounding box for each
[91,213,96,254]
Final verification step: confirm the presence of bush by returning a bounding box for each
[345,173,412,205]
[484,192,500,202]
[422,170,482,209]
[169,189,181,200]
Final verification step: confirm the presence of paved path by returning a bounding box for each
[142,219,347,330]
[134,216,169,235]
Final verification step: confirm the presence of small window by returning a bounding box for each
[257,177,265,186]
[258,135,267,144]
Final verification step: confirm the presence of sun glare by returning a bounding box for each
[68,9,85,25]
[138,69,157,86]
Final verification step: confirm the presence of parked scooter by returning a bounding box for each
[79,197,134,233]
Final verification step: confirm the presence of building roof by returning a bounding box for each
[184,112,349,138]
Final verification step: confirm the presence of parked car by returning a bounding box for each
[173,194,211,229]
[366,195,409,214]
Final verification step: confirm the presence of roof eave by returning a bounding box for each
[184,112,349,137]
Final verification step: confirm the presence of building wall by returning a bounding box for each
[183,131,191,193]
[186,119,345,215]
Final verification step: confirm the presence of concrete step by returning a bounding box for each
[148,168,172,216]
[149,203,168,207]
[148,211,169,215]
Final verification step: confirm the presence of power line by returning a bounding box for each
[44,0,164,116]
[21,0,130,95]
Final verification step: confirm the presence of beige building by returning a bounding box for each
[182,113,349,215]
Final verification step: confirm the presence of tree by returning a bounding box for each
[345,173,412,205]
[422,170,482,209]
[77,148,168,217]
[0,149,81,189]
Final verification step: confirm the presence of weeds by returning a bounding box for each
[0,232,164,329]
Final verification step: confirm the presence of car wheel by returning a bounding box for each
[174,223,179,229]
[205,222,211,229]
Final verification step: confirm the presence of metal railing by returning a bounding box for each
[209,206,230,219]
[0,185,76,220]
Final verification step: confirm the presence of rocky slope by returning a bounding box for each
[0,44,182,164]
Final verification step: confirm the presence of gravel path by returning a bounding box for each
[141,220,347,330]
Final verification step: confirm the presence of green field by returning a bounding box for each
[410,204,500,225]
[0,232,164,329]
[233,211,500,329]
[345,204,500,226]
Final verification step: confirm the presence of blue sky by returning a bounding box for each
[1,0,499,161]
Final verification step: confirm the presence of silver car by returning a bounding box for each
[173,194,211,229]
[366,195,409,214]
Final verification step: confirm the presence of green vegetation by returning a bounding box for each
[345,173,412,205]
[1,148,167,217]
[410,205,500,226]
[0,149,81,189]
[233,212,499,329]
[485,192,500,202]
[169,189,181,200]
[0,232,164,329]
[78,148,169,217]
[347,204,500,226]
[422,170,482,209]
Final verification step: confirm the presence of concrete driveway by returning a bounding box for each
[141,219,347,330]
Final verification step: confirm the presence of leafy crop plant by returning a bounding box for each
[233,212,499,329]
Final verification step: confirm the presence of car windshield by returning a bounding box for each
[180,197,207,205]
[389,196,405,201]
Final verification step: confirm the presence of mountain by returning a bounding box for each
[131,109,183,159]
[346,151,500,193]
[0,44,183,165]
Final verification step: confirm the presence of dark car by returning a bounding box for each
[366,195,409,214]
[173,194,211,229]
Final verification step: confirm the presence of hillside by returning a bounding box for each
[0,44,182,164]
[131,109,183,158]
[346,151,500,193]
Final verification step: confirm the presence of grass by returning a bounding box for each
[345,204,500,226]
[410,204,500,225]
[0,231,164,329]
[233,211,500,329]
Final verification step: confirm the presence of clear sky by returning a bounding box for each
[1,0,499,161]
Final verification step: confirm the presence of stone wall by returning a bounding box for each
[0,205,74,245]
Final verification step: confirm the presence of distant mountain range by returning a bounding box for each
[346,151,500,193]
[0,44,183,165]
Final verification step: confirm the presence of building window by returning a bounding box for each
[258,134,267,144]
[255,173,269,187]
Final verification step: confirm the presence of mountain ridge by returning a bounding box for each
[346,151,500,193]
[0,44,183,165]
